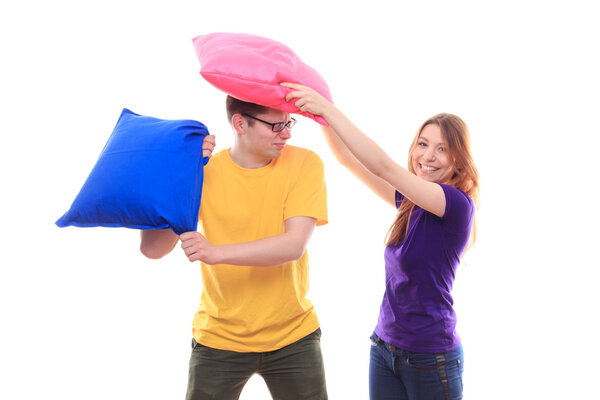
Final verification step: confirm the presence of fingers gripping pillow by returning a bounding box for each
[56,108,210,235]
[192,32,332,126]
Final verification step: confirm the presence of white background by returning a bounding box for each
[1,0,599,399]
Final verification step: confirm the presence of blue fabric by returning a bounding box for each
[56,108,209,235]
[369,332,464,400]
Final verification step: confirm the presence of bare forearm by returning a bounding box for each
[182,217,317,266]
[140,229,178,259]
[320,125,357,166]
[322,107,399,179]
[321,124,396,205]
[323,108,442,210]
[215,232,308,267]
[284,82,401,183]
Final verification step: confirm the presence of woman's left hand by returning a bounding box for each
[280,82,333,118]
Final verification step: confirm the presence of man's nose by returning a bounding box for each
[278,127,292,139]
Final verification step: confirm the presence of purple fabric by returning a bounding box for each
[374,184,474,353]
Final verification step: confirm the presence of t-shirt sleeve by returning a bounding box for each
[395,190,404,209]
[284,151,328,226]
[440,184,474,231]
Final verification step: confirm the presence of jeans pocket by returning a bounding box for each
[407,352,439,370]
[191,339,209,351]
[297,328,322,345]
[446,358,464,392]
[312,327,322,340]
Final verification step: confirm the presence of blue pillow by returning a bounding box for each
[56,108,210,235]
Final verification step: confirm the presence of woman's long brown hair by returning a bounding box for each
[385,113,480,250]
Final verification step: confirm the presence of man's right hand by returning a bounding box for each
[203,134,216,158]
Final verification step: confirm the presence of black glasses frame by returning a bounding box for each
[241,113,297,133]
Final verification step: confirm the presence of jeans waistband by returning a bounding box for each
[370,331,458,358]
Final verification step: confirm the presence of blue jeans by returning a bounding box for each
[369,332,464,400]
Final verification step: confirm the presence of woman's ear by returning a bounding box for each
[231,113,246,135]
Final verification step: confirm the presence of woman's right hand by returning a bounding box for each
[280,82,334,119]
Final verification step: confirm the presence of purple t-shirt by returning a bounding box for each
[374,184,474,353]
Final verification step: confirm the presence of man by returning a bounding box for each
[140,95,328,400]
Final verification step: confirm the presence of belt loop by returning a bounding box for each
[435,353,449,400]
[370,333,381,347]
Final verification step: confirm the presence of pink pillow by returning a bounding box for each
[192,32,332,126]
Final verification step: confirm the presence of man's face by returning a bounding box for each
[241,108,293,161]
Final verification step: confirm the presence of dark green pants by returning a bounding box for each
[185,328,328,400]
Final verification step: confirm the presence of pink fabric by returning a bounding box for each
[192,33,332,126]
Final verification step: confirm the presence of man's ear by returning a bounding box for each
[231,113,246,135]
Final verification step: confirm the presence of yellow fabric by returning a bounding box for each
[192,145,328,352]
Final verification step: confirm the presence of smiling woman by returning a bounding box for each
[412,124,453,182]
[393,112,479,249]
[282,82,478,400]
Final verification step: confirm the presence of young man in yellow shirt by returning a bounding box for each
[140,96,328,400]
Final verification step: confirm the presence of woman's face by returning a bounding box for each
[411,124,454,184]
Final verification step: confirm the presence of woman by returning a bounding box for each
[282,82,479,400]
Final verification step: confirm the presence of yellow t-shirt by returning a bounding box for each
[192,145,328,352]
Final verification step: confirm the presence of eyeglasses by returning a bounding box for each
[241,113,297,133]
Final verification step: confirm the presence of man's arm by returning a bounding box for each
[180,216,317,266]
[139,134,216,260]
[140,229,179,259]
